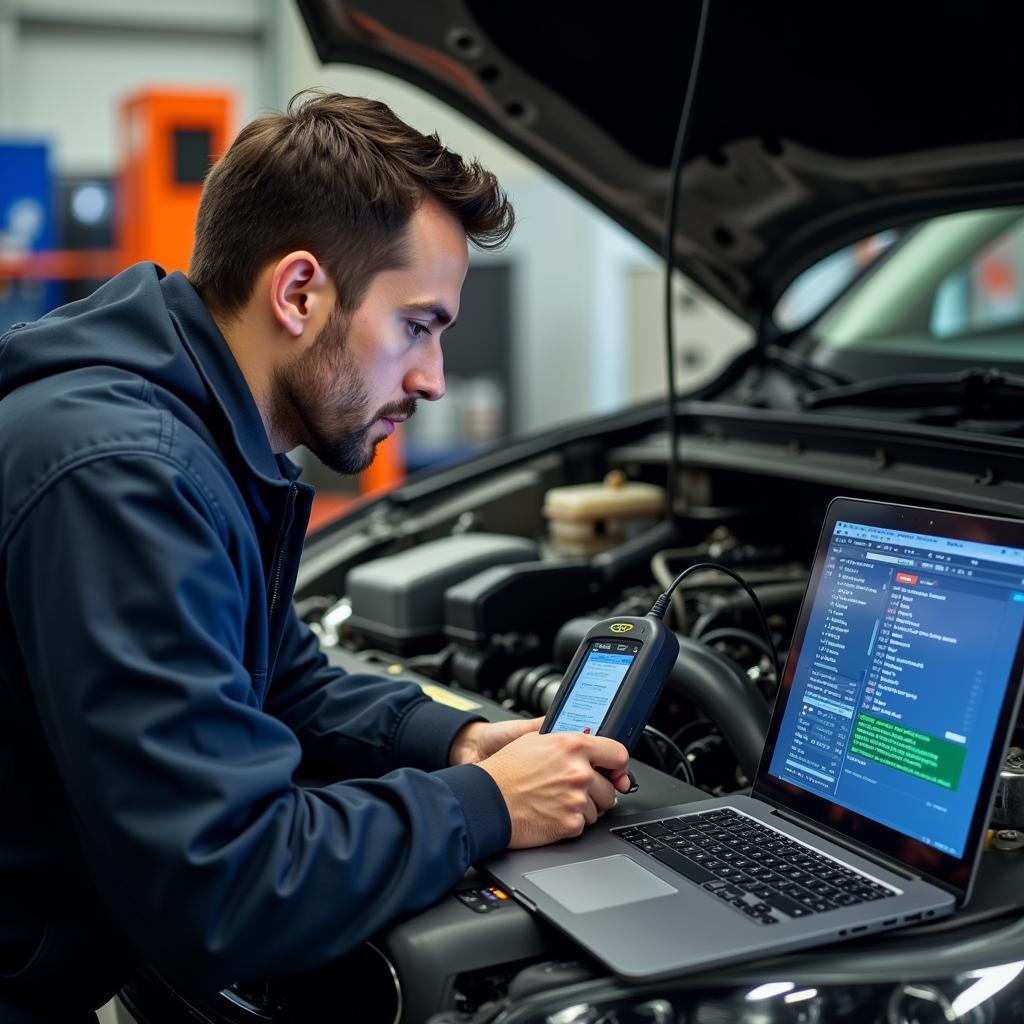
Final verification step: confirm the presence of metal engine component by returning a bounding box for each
[992,747,1024,831]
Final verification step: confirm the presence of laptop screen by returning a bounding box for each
[756,498,1024,894]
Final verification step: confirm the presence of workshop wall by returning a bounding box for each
[0,0,744,468]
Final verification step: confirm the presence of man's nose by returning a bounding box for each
[405,340,446,402]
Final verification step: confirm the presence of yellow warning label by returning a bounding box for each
[417,682,482,712]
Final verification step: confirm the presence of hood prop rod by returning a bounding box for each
[663,0,711,524]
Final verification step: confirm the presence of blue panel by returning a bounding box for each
[0,140,59,325]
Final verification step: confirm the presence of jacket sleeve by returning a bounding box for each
[5,452,510,993]
[264,607,485,778]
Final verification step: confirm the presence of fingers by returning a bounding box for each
[506,717,543,742]
[588,772,618,815]
[502,717,536,736]
[494,717,541,749]
[607,768,633,793]
[474,717,545,762]
[485,730,632,848]
[506,716,543,735]
[574,734,630,773]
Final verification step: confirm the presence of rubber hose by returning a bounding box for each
[691,580,806,639]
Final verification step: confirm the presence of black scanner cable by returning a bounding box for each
[662,0,711,523]
[648,561,783,686]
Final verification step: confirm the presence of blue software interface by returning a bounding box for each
[768,519,1024,858]
[550,643,637,735]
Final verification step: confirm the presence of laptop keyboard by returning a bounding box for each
[612,807,896,925]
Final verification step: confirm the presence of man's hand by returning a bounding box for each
[476,731,631,848]
[449,717,543,766]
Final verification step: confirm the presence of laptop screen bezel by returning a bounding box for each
[753,496,1024,900]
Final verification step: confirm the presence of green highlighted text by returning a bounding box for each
[850,713,966,790]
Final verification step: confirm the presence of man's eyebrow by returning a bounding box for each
[403,302,457,329]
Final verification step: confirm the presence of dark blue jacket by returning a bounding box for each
[0,264,510,1013]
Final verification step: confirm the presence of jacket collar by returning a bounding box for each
[159,270,303,488]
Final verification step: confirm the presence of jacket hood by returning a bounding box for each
[0,263,293,486]
[1,264,191,400]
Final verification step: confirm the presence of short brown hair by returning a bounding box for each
[189,90,514,319]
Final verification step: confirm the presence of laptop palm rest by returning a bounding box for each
[524,854,678,913]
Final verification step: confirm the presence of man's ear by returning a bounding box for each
[269,251,334,339]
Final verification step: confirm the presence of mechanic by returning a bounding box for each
[0,91,632,1023]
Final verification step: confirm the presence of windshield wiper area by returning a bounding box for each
[801,368,1024,429]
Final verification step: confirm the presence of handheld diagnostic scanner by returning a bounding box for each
[538,562,780,752]
[539,614,679,751]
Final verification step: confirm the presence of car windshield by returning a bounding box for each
[789,206,1024,381]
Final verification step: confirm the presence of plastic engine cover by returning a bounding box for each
[346,533,539,654]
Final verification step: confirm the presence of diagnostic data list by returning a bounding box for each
[769,521,1024,857]
[550,642,638,735]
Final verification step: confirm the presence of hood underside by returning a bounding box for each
[297,0,1024,323]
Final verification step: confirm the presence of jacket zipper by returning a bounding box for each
[268,483,298,625]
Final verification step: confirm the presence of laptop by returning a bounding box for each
[485,497,1024,980]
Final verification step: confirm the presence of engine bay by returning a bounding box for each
[169,405,1024,1024]
[296,404,1024,800]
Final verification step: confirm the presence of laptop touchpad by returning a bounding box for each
[524,854,678,914]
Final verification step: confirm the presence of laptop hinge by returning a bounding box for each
[769,806,918,882]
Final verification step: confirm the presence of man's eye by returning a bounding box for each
[407,321,429,339]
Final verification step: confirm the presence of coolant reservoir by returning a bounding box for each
[543,471,665,556]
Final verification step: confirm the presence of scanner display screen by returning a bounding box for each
[550,641,639,735]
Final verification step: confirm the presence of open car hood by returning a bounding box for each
[297,0,1024,324]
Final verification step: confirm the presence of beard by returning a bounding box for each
[271,306,417,475]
